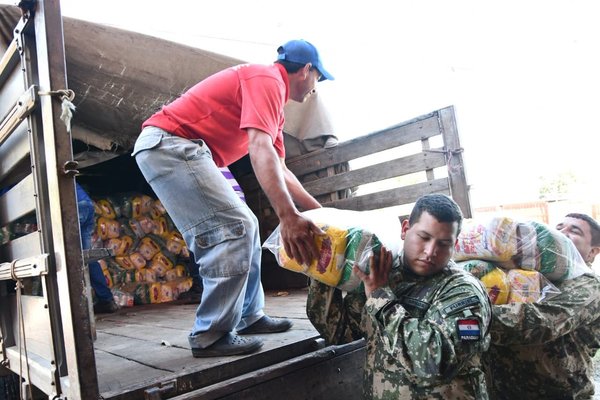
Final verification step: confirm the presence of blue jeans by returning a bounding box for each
[78,199,114,302]
[133,126,265,348]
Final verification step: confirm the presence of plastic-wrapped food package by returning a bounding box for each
[525,221,584,282]
[112,288,134,307]
[481,268,511,305]
[457,260,510,305]
[119,282,162,304]
[277,224,348,287]
[135,268,157,283]
[457,260,560,305]
[263,207,401,291]
[455,217,520,266]
[456,259,496,279]
[338,228,383,291]
[129,252,147,270]
[96,217,121,240]
[506,269,541,303]
[455,217,588,283]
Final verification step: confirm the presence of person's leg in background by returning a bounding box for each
[77,183,119,313]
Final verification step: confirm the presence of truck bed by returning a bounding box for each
[94,288,334,399]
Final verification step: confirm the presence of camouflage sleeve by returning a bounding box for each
[364,275,492,386]
[491,273,600,345]
[306,278,366,345]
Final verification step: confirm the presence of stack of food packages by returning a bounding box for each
[93,193,194,306]
[454,217,588,305]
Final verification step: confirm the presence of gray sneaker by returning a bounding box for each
[191,333,263,357]
[237,315,293,335]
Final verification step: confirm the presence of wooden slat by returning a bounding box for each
[439,106,472,217]
[287,113,440,177]
[322,179,451,211]
[303,150,446,197]
[99,335,322,400]
[95,350,173,395]
[92,290,321,400]
[95,330,199,373]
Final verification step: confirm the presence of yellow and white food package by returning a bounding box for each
[455,217,519,265]
[457,260,511,305]
[264,207,402,290]
[507,269,541,303]
[278,224,348,287]
[480,267,510,305]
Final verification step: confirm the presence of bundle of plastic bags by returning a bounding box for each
[455,217,587,282]
[263,207,402,291]
[93,192,193,305]
[457,259,560,305]
[454,216,588,304]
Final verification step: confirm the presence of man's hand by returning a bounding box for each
[279,213,325,267]
[353,245,392,297]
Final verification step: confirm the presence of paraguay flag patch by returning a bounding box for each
[457,318,481,341]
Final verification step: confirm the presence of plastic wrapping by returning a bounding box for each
[457,260,510,305]
[481,267,510,305]
[506,269,541,303]
[455,217,588,283]
[91,192,192,304]
[263,207,401,291]
[456,260,561,305]
[112,288,134,308]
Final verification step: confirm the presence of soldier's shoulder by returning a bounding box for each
[445,263,483,285]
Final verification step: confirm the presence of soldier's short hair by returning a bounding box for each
[565,213,600,246]
[409,194,463,235]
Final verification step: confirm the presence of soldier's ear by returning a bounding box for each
[588,246,600,264]
[400,219,410,240]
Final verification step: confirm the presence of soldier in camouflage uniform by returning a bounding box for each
[486,213,600,399]
[307,194,492,399]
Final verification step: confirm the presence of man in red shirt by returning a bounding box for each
[133,39,333,357]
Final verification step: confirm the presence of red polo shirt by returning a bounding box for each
[143,63,288,167]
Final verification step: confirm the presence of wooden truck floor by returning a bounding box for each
[93,287,345,399]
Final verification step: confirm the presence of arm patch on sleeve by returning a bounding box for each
[457,318,481,341]
[442,295,480,316]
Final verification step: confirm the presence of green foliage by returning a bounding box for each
[538,171,577,200]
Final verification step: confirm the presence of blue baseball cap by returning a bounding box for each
[277,39,334,82]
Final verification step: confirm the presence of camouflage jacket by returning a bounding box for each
[307,255,492,400]
[487,272,600,400]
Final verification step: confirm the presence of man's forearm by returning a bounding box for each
[282,166,321,211]
[247,131,298,219]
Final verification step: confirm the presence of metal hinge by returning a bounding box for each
[144,379,177,400]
